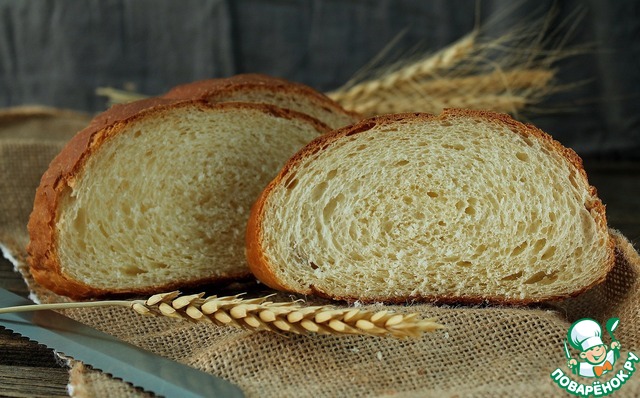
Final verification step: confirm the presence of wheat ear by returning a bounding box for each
[0,291,443,339]
[352,91,534,116]
[328,33,476,108]
[343,68,554,116]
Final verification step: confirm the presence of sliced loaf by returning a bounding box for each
[246,109,615,304]
[28,99,329,299]
[162,74,361,130]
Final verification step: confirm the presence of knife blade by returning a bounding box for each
[0,288,244,398]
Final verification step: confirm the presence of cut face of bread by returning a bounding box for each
[246,109,614,304]
[27,100,328,299]
[163,74,361,129]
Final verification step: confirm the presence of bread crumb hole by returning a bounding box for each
[541,246,556,260]
[511,241,528,256]
[123,266,147,276]
[284,173,298,189]
[464,206,476,216]
[323,194,343,221]
[533,238,547,253]
[73,208,87,234]
[311,182,328,201]
[516,152,529,162]
[427,191,439,198]
[541,272,559,285]
[133,130,142,138]
[568,172,581,190]
[524,271,558,285]
[442,143,465,151]
[527,220,542,234]
[524,271,546,284]
[501,271,523,281]
[394,160,410,167]
[573,247,583,257]
[327,169,338,179]
[456,260,472,267]
[309,261,319,270]
[285,178,298,190]
[521,135,534,146]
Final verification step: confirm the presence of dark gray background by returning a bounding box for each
[1,0,638,157]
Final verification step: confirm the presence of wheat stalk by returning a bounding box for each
[0,291,443,339]
[96,87,149,106]
[327,8,578,118]
[398,69,554,98]
[343,68,554,116]
[329,33,477,107]
[349,93,530,116]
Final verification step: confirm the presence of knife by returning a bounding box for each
[0,288,244,397]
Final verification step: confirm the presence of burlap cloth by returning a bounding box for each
[1,106,639,397]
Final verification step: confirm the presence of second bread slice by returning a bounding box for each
[246,109,615,304]
[163,73,361,130]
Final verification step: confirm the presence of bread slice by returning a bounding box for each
[162,74,361,129]
[246,109,615,304]
[27,98,329,299]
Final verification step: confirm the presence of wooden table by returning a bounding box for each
[1,159,639,397]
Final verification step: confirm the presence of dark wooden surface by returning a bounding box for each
[0,159,638,397]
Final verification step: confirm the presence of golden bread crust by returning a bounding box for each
[162,73,361,123]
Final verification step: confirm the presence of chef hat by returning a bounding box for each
[568,319,604,351]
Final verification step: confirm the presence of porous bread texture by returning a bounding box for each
[246,109,615,304]
[28,100,328,299]
[162,73,361,130]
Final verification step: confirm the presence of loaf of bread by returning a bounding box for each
[163,73,361,130]
[246,109,615,304]
[27,98,329,299]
